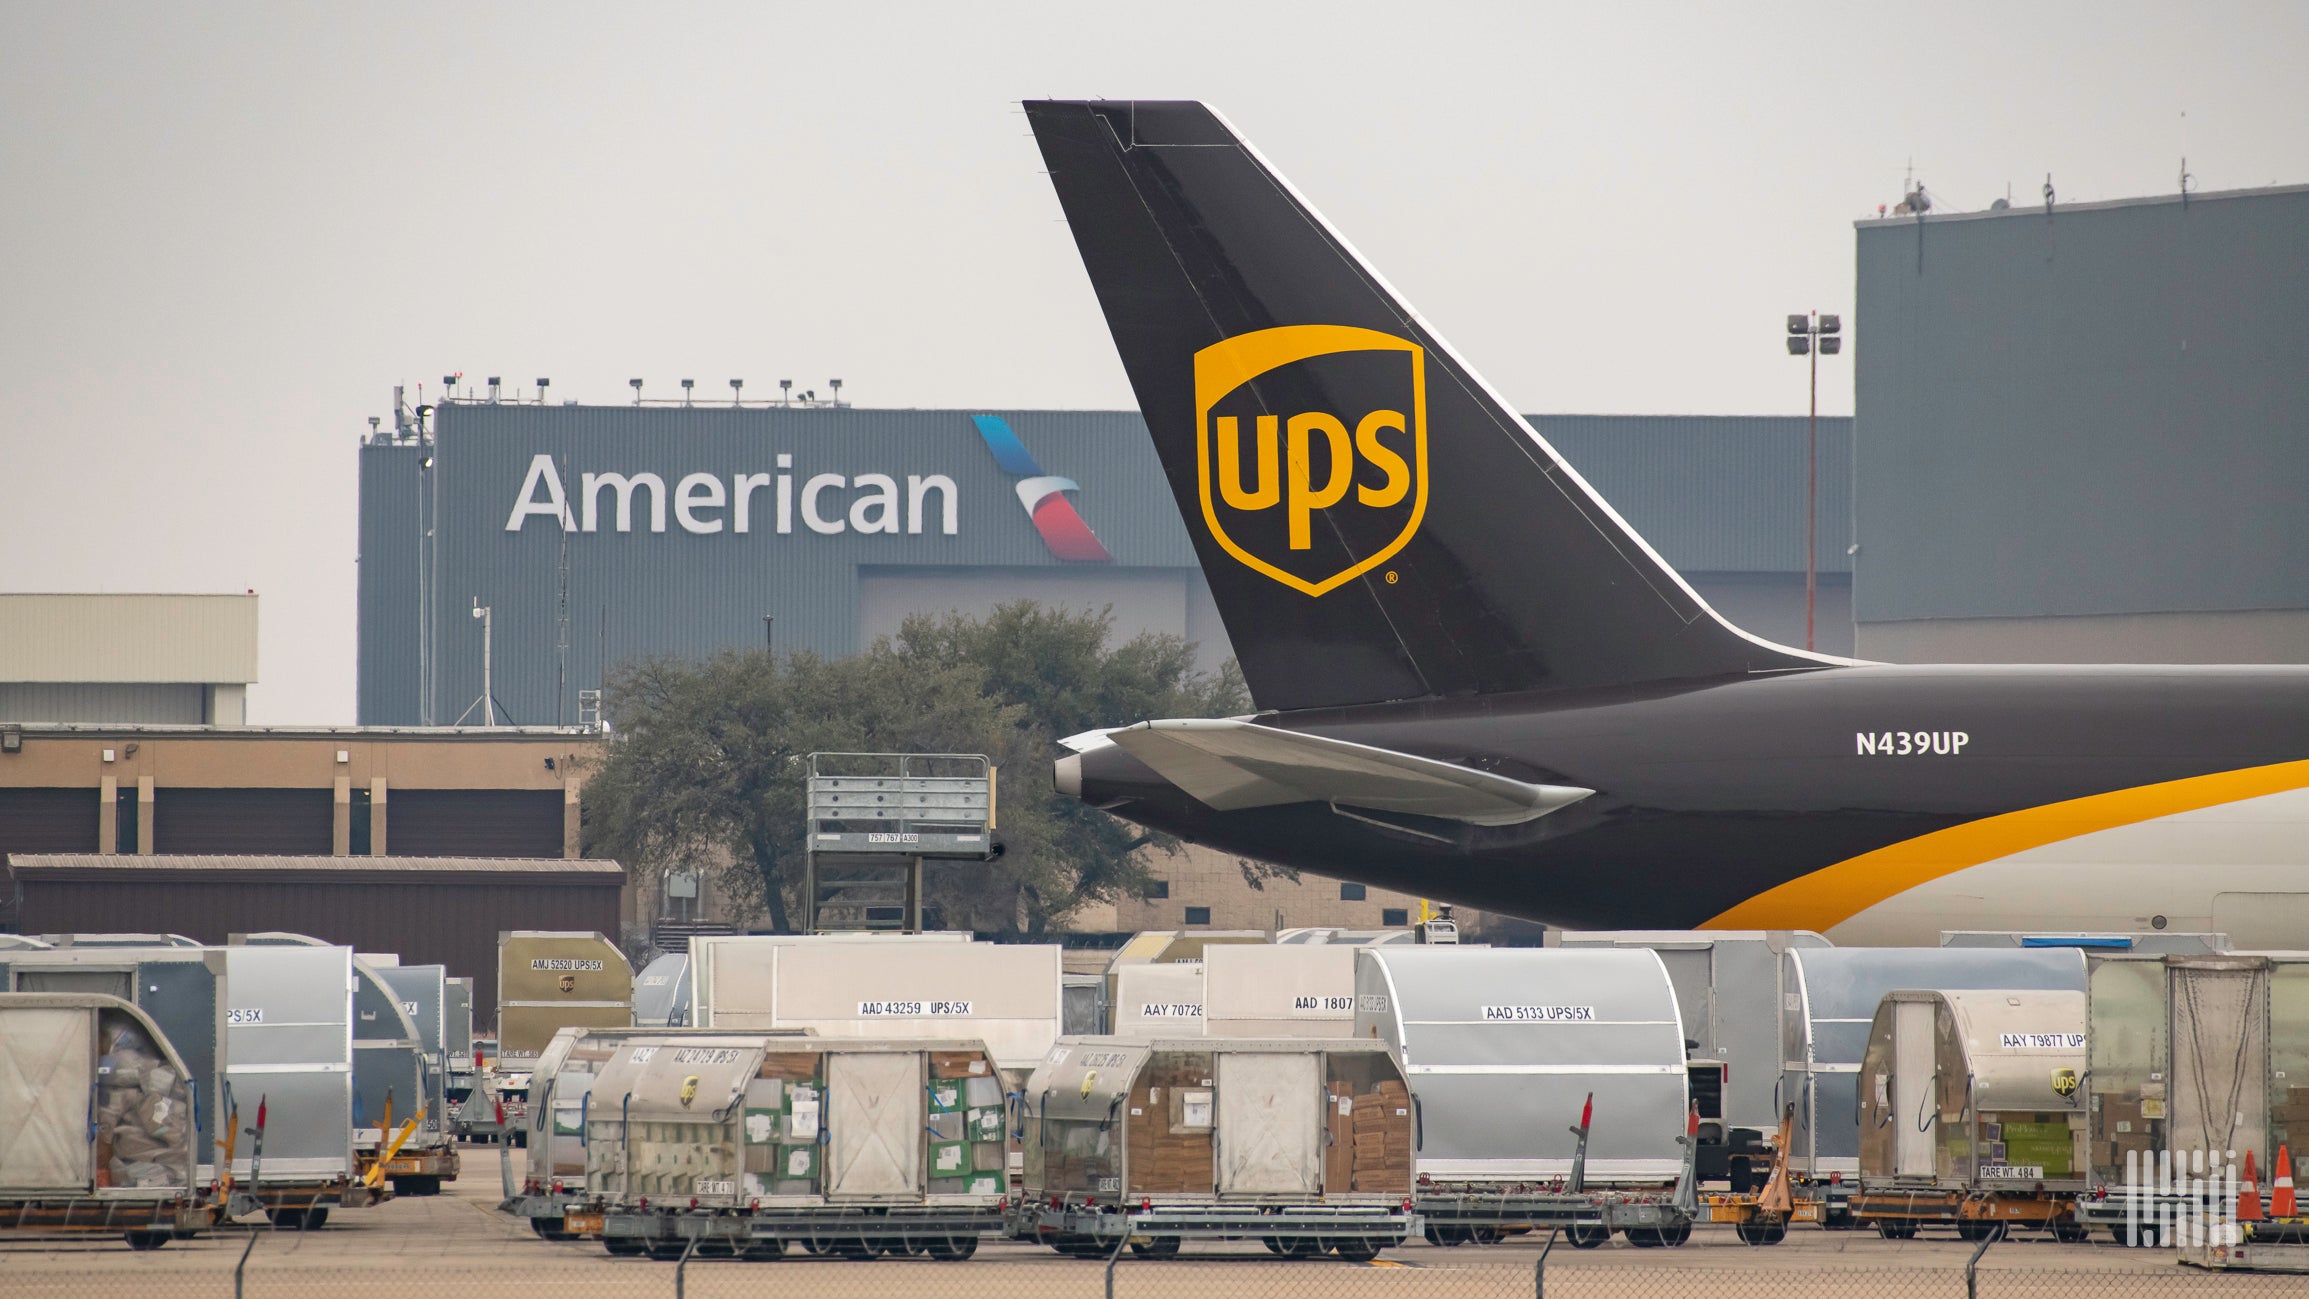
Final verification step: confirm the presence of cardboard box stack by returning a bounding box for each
[2097,1090,2159,1172]
[740,1052,822,1198]
[929,1049,1005,1196]
[1349,1078,1413,1193]
[1126,1054,1217,1196]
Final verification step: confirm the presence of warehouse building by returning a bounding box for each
[0,593,258,724]
[1853,182,2309,661]
[357,399,1852,725]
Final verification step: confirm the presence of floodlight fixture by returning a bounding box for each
[1820,336,1842,355]
[1818,314,1841,335]
[629,378,644,404]
[1786,315,1809,335]
[1786,336,1810,356]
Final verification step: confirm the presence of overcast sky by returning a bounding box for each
[4,2,2304,723]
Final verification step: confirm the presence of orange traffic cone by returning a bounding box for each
[2239,1149,2265,1222]
[2274,1145,2298,1219]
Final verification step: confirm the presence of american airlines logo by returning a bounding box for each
[499,419,1110,561]
[971,415,1112,562]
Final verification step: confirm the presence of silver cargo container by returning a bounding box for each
[1859,989,2089,1192]
[374,961,460,1193]
[0,993,216,1247]
[1204,943,1359,1038]
[694,936,1061,1072]
[0,945,228,1184]
[1780,946,2087,1180]
[219,942,363,1212]
[633,950,691,1027]
[1111,961,1206,1037]
[1356,946,1692,1185]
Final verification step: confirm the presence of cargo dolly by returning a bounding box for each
[1416,1095,1701,1249]
[593,1203,1006,1259]
[1014,1198,1416,1260]
[1703,1105,1824,1245]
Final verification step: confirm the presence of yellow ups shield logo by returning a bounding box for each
[1193,324,1427,596]
[2051,1068,2079,1099]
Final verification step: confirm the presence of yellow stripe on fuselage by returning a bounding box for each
[1704,758,2309,932]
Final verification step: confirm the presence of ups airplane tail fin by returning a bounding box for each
[1025,99,1836,712]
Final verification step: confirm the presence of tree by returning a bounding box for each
[582,602,1251,934]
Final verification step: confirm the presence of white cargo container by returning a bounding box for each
[1203,943,1358,1037]
[1111,961,1206,1037]
[220,942,375,1223]
[694,936,1061,1072]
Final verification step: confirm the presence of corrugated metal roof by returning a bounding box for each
[8,853,623,876]
[0,594,259,684]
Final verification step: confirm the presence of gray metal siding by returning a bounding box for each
[365,405,1858,723]
[1854,186,2309,624]
[0,682,206,724]
[358,441,426,724]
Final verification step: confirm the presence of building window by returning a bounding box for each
[1381,907,1409,927]
[1143,880,1170,900]
[1339,882,1367,901]
[1184,906,1212,926]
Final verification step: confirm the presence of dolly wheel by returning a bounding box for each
[1566,1223,1611,1249]
[123,1232,171,1251]
[925,1235,978,1261]
[602,1237,647,1256]
[2051,1220,2091,1243]
[1957,1220,2007,1243]
[1128,1237,1179,1258]
[1332,1238,1383,1262]
[1875,1220,1919,1240]
[1736,1217,1788,1246]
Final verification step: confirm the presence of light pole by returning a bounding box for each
[471,600,495,727]
[1785,312,1843,652]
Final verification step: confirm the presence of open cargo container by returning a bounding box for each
[1855,989,2090,1240]
[1356,946,1700,1246]
[1203,943,1361,1038]
[0,993,217,1248]
[0,945,228,1190]
[219,942,373,1223]
[1061,973,1106,1036]
[1779,944,2087,1222]
[1015,1036,1416,1259]
[374,961,461,1194]
[1556,929,1828,1188]
[1111,961,1206,1037]
[2077,952,2309,1246]
[581,1033,1007,1259]
[485,931,635,1145]
[692,935,1061,1075]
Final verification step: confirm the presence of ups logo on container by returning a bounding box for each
[1193,324,1427,597]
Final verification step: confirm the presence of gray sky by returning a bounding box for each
[5,2,2304,723]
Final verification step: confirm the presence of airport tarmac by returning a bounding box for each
[0,1143,2288,1298]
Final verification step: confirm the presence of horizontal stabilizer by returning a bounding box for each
[1105,719,1593,827]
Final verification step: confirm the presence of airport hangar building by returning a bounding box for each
[357,405,1854,727]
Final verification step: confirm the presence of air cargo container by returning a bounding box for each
[374,962,461,1194]
[1556,929,1828,1188]
[219,942,374,1223]
[445,976,481,1135]
[633,951,691,1027]
[503,1025,630,1238]
[0,993,216,1248]
[485,931,634,1145]
[1779,946,2087,1200]
[1015,1036,1416,1258]
[2076,952,2309,1245]
[1203,943,1359,1038]
[692,936,1061,1073]
[582,1033,1008,1258]
[1855,989,2090,1240]
[1111,961,1206,1037]
[0,945,228,1188]
[1060,973,1106,1035]
[1356,946,1700,1246]
[684,933,968,1023]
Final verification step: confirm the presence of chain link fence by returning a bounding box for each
[5,1220,2298,1299]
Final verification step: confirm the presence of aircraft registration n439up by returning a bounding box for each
[1027,99,2309,945]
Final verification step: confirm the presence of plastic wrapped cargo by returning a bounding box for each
[0,946,228,1184]
[693,936,1061,1072]
[1780,946,2087,1179]
[0,993,214,1245]
[584,1033,1008,1257]
[1859,989,2088,1190]
[1015,1035,1416,1256]
[1111,961,1206,1037]
[1355,946,1691,1184]
[1203,943,1359,1038]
